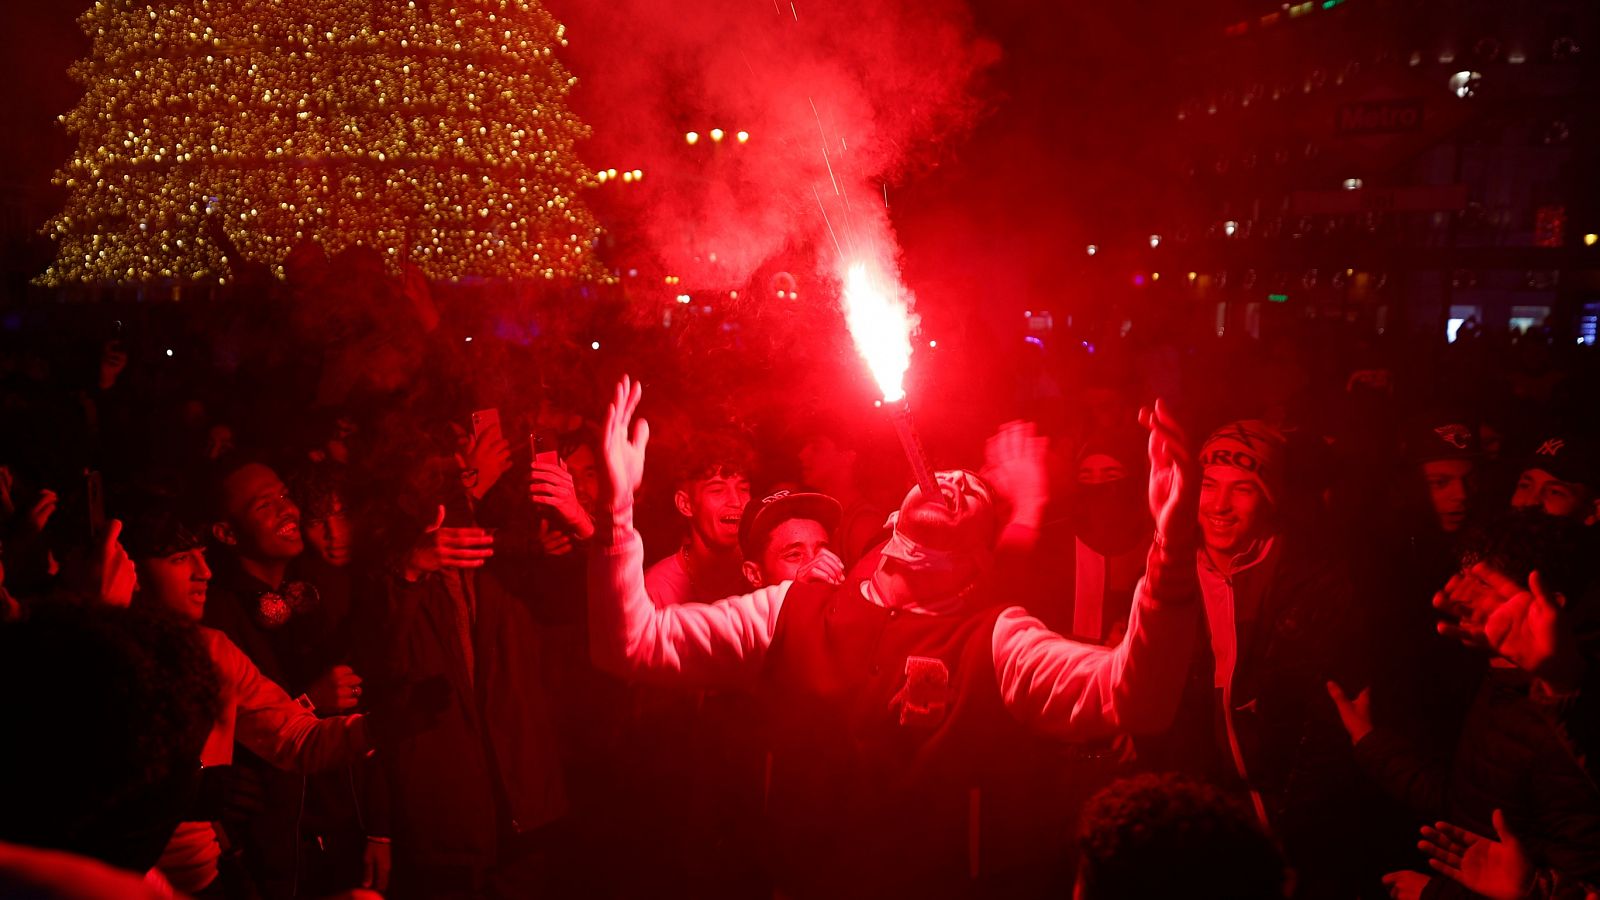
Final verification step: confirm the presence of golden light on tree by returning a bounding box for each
[42,0,607,285]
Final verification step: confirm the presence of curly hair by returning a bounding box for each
[0,605,220,867]
[1076,773,1287,900]
[671,430,756,491]
[288,461,348,522]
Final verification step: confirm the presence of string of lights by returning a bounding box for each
[42,0,608,286]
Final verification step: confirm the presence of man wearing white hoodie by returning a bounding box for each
[588,376,1201,899]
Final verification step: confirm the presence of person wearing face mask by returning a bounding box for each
[588,376,1201,899]
[1066,437,1152,646]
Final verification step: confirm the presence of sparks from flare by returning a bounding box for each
[840,262,915,403]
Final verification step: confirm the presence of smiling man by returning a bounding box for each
[202,458,375,900]
[1186,420,1372,897]
[643,433,754,607]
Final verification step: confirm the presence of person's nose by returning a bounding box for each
[195,555,212,581]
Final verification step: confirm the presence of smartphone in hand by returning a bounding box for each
[470,408,500,442]
[532,433,558,466]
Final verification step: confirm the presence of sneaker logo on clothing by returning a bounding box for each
[1537,438,1567,457]
[1433,424,1472,449]
[891,656,952,728]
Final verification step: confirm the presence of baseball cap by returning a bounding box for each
[738,491,842,560]
[1404,419,1479,465]
[1520,434,1599,490]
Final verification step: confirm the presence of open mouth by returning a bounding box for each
[276,520,301,540]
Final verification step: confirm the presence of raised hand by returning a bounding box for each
[1419,810,1532,900]
[463,420,512,501]
[98,340,128,390]
[28,489,58,535]
[1326,680,1373,744]
[981,420,1048,526]
[1435,564,1582,689]
[795,548,846,586]
[601,376,649,509]
[404,505,494,580]
[529,460,595,540]
[1139,400,1193,548]
[99,519,136,608]
[0,465,14,519]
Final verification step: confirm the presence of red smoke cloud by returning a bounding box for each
[549,0,998,294]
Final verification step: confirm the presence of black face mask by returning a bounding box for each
[1072,480,1149,555]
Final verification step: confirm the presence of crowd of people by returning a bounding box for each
[0,255,1596,900]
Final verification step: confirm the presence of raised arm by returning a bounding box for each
[995,400,1200,739]
[586,376,783,687]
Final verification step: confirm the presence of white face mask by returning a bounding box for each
[879,511,991,579]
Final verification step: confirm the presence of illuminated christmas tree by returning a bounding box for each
[42,0,607,285]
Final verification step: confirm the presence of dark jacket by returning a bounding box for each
[1357,665,1600,897]
[203,556,378,899]
[1151,533,1378,898]
[360,561,566,874]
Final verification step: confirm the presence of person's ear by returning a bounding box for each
[741,560,764,589]
[673,489,693,518]
[212,522,238,547]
